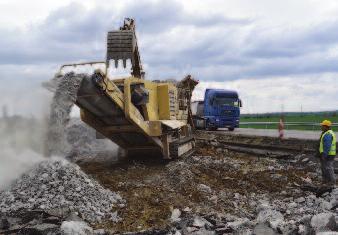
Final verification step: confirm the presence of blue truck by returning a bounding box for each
[191,89,242,131]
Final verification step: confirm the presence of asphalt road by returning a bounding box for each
[218,128,322,140]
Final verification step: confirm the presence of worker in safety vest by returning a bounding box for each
[318,120,336,186]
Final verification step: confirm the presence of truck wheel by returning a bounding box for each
[205,120,210,130]
[228,127,235,131]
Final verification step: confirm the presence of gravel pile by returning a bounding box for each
[0,158,124,223]
[65,119,118,161]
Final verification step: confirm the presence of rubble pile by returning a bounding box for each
[79,145,337,234]
[162,190,338,234]
[0,209,106,234]
[270,189,337,218]
[164,204,337,234]
[165,155,338,234]
[248,190,338,234]
[0,158,124,223]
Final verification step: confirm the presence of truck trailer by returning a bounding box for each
[191,89,242,131]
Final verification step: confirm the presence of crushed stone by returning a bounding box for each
[44,72,85,157]
[0,158,123,223]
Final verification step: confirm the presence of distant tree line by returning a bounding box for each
[241,110,338,119]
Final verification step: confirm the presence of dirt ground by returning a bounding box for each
[79,139,318,233]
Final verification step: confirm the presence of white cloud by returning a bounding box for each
[0,64,54,117]
[193,73,338,113]
[1,0,338,114]
[181,0,338,27]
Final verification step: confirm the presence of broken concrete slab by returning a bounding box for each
[311,212,337,232]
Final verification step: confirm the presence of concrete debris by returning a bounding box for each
[256,208,284,229]
[61,220,93,235]
[0,158,123,223]
[170,208,181,222]
[93,228,107,235]
[227,218,250,230]
[256,200,271,212]
[192,216,212,228]
[295,197,306,203]
[197,184,212,194]
[302,157,310,163]
[311,212,337,232]
[253,223,278,235]
[254,193,338,233]
[0,209,105,235]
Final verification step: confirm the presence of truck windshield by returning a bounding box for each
[214,98,239,107]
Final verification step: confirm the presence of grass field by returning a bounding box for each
[240,112,338,131]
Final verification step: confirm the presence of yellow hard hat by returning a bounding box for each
[320,120,332,127]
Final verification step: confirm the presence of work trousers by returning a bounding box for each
[320,156,336,185]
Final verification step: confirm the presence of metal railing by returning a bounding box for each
[240,122,338,130]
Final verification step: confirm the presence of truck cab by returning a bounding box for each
[192,89,242,131]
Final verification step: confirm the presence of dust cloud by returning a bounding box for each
[43,72,119,160]
[0,103,49,190]
[0,72,119,190]
[0,148,44,190]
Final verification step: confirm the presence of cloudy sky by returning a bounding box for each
[0,0,338,116]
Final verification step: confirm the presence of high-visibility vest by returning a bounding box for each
[319,130,336,156]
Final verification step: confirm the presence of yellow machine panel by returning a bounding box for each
[143,81,159,121]
[157,84,170,120]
